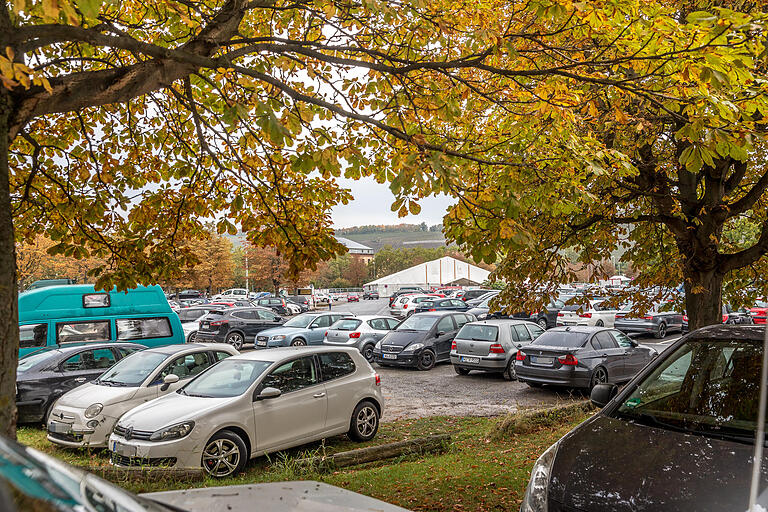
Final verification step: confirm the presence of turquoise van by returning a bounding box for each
[18,285,185,357]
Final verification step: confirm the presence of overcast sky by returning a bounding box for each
[331,176,454,228]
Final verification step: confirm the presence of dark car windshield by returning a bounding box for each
[457,324,498,342]
[181,359,272,398]
[282,314,315,328]
[96,351,169,387]
[396,315,438,331]
[531,331,588,347]
[614,337,765,442]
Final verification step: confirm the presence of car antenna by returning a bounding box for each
[749,325,768,510]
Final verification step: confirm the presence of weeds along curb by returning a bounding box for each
[78,465,205,484]
[494,401,596,438]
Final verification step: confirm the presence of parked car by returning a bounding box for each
[348,294,360,302]
[521,325,768,512]
[412,298,470,314]
[18,284,185,357]
[389,293,434,318]
[461,289,494,302]
[514,326,655,390]
[249,291,271,300]
[324,315,400,361]
[284,302,302,315]
[615,303,684,338]
[388,288,424,306]
[209,300,253,308]
[372,312,474,370]
[0,434,406,512]
[556,299,619,328]
[212,288,249,301]
[363,291,380,300]
[314,293,331,304]
[177,306,225,342]
[177,289,203,300]
[749,299,768,324]
[256,312,353,348]
[469,296,564,330]
[47,343,238,448]
[109,347,383,477]
[195,307,284,350]
[682,304,755,332]
[16,342,145,424]
[465,290,500,307]
[286,295,312,311]
[450,319,545,379]
[255,297,290,316]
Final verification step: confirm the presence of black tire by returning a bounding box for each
[454,366,470,376]
[187,331,197,343]
[416,349,436,371]
[590,366,608,390]
[595,320,605,327]
[655,322,667,339]
[361,343,375,362]
[290,338,307,346]
[537,318,548,330]
[225,332,244,350]
[502,360,516,381]
[202,431,247,478]
[348,400,380,442]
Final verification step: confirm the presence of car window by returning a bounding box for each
[527,324,545,339]
[61,348,115,371]
[332,319,362,331]
[451,300,466,307]
[531,331,589,347]
[260,356,318,393]
[232,311,255,320]
[367,318,386,330]
[178,309,204,322]
[311,315,332,329]
[56,320,111,344]
[20,323,47,348]
[385,318,400,329]
[318,352,356,381]
[611,330,634,348]
[116,317,172,340]
[436,316,454,333]
[157,352,211,382]
[213,351,232,361]
[454,314,470,328]
[117,346,141,358]
[258,309,279,321]
[509,326,519,342]
[331,315,347,323]
[457,324,498,342]
[514,324,532,342]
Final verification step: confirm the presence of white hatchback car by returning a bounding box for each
[47,344,238,448]
[109,346,383,477]
[556,300,619,328]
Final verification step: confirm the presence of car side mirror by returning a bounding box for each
[590,383,618,408]
[256,387,282,401]
[160,373,180,391]
[275,317,282,322]
[436,331,445,337]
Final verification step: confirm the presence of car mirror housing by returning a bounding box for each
[436,331,445,337]
[160,373,180,391]
[590,383,618,408]
[256,387,282,401]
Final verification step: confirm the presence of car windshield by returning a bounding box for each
[457,324,498,342]
[331,319,362,331]
[95,351,169,387]
[613,337,765,442]
[17,350,59,373]
[396,315,438,331]
[282,314,315,328]
[181,359,272,398]
[532,331,588,347]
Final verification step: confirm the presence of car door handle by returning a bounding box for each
[74,377,86,383]
[600,354,608,357]
[313,392,326,398]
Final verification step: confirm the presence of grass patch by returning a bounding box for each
[494,401,596,438]
[18,411,592,511]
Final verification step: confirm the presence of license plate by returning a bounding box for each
[460,356,480,364]
[48,421,72,434]
[382,353,397,360]
[111,440,136,457]
[531,356,554,365]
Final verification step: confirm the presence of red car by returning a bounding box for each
[348,294,360,302]
[750,300,768,324]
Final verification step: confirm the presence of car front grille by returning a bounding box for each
[111,453,176,467]
[382,345,403,353]
[48,432,84,443]
[113,425,153,441]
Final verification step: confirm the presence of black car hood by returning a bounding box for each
[382,330,427,347]
[550,415,768,511]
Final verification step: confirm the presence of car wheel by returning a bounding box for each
[362,344,375,362]
[348,400,379,442]
[187,332,197,343]
[290,338,307,347]
[537,318,548,330]
[454,366,470,376]
[502,360,516,381]
[655,322,667,339]
[595,320,604,327]
[416,349,436,371]
[590,366,608,390]
[225,332,244,350]
[202,431,247,478]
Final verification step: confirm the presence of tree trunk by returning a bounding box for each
[683,269,724,331]
[0,88,19,438]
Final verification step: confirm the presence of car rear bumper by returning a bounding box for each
[614,320,657,333]
[449,353,507,371]
[515,364,591,387]
[195,332,227,343]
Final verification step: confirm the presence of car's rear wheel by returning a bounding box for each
[590,366,608,390]
[416,349,436,371]
[502,360,516,381]
[454,366,470,376]
[187,332,197,343]
[362,344,375,362]
[225,332,244,350]
[655,322,667,339]
[202,431,247,478]
[595,320,604,327]
[537,318,548,330]
[290,338,306,346]
[348,401,379,442]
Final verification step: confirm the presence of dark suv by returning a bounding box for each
[461,289,495,302]
[196,307,284,350]
[255,297,290,315]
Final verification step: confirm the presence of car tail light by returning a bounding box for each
[324,331,328,336]
[429,309,436,312]
[558,354,578,365]
[349,332,361,338]
[451,340,457,350]
[557,312,564,317]
[403,304,408,309]
[579,312,592,318]
[210,320,228,327]
[374,373,381,386]
[489,343,505,354]
[683,314,688,322]
[516,350,526,361]
[723,314,728,323]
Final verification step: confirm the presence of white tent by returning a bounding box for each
[364,256,491,296]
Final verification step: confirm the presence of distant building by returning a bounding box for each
[364,256,490,296]
[335,237,375,264]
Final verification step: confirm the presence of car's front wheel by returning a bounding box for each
[202,431,247,478]
[290,338,306,346]
[416,349,436,371]
[225,332,244,350]
[361,344,375,362]
[655,322,667,339]
[348,401,379,442]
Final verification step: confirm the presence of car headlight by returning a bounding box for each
[149,421,195,441]
[521,441,559,512]
[84,403,103,419]
[270,335,286,341]
[374,340,383,349]
[402,343,424,353]
[477,313,487,320]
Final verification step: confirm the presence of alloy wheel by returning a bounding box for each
[657,322,667,339]
[291,338,306,346]
[537,318,547,330]
[202,438,240,477]
[591,367,608,389]
[356,405,378,438]
[227,333,243,350]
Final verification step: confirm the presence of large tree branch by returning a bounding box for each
[720,219,768,273]
[726,166,768,216]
